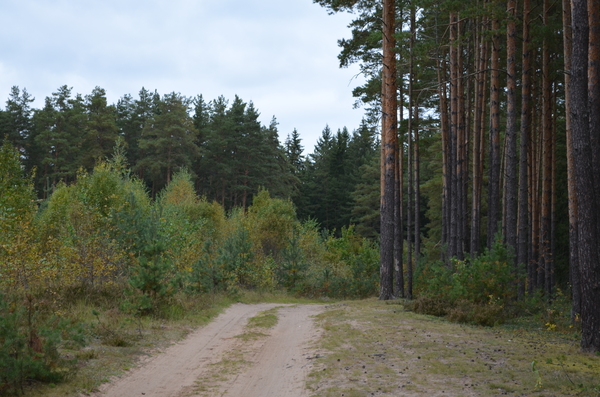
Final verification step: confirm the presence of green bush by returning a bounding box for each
[412,236,519,325]
[217,220,255,290]
[302,226,379,298]
[246,189,296,259]
[0,293,78,394]
[277,229,309,293]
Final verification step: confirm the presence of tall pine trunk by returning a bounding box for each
[438,55,450,264]
[395,41,405,298]
[487,19,502,248]
[562,0,580,319]
[570,0,600,352]
[504,0,518,262]
[449,11,459,259]
[518,0,532,297]
[379,0,397,300]
[411,5,421,272]
[471,17,488,257]
[541,0,554,296]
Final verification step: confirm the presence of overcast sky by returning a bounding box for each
[0,0,366,154]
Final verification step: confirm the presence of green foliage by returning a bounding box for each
[0,293,78,394]
[0,140,36,242]
[185,240,219,294]
[137,92,199,194]
[412,237,519,325]
[35,161,136,287]
[217,215,255,291]
[194,96,292,209]
[0,140,41,290]
[4,139,383,311]
[247,189,296,259]
[277,229,310,293]
[303,226,380,298]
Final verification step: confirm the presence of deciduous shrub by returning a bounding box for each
[411,236,519,325]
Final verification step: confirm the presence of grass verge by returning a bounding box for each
[308,299,600,397]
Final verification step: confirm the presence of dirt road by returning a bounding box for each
[91,303,323,397]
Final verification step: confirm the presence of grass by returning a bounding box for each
[307,299,600,397]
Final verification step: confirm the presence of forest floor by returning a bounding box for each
[31,297,600,397]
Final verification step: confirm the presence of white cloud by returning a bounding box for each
[0,0,367,153]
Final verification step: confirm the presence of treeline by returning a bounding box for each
[0,85,382,237]
[0,86,290,202]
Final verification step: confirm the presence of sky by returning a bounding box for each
[0,0,367,154]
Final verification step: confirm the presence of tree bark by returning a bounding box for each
[379,0,397,300]
[504,0,518,262]
[518,0,532,298]
[456,18,467,260]
[487,19,502,249]
[563,0,580,320]
[438,55,450,264]
[449,11,459,259]
[395,36,405,298]
[571,0,600,352]
[411,5,420,272]
[541,0,554,297]
[471,17,488,258]
[414,99,421,267]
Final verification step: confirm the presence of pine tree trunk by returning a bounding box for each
[456,18,466,260]
[438,55,450,264]
[411,5,420,268]
[395,130,405,298]
[379,0,397,300]
[395,53,405,298]
[571,0,600,352]
[407,70,414,299]
[449,11,459,259]
[504,0,518,262]
[563,0,580,320]
[541,0,554,297]
[487,19,502,249]
[471,18,488,257]
[518,0,532,298]
[414,100,421,266]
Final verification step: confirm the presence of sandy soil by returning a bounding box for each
[91,303,324,397]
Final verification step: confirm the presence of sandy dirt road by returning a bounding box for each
[91,303,323,397]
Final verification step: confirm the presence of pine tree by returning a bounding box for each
[30,85,86,194]
[0,86,34,157]
[137,92,199,195]
[81,87,118,170]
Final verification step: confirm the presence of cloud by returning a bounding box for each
[0,0,366,153]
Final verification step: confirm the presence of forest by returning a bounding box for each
[1,0,599,391]
[313,0,600,354]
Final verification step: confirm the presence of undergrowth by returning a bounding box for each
[407,236,575,330]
